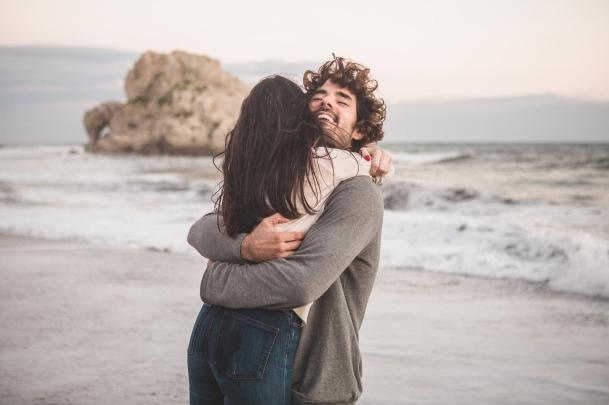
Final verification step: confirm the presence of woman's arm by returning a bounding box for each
[320,146,394,184]
[360,143,394,178]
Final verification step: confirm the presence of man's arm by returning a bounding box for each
[187,213,306,263]
[200,176,383,310]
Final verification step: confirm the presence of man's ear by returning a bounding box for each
[351,127,365,141]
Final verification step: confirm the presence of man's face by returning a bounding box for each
[309,80,363,148]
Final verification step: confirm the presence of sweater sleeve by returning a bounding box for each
[200,176,384,310]
[187,213,246,264]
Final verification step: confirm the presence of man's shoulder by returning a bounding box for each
[336,175,379,192]
[327,176,383,212]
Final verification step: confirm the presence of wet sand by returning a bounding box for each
[1,234,608,404]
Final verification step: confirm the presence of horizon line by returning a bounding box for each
[2,44,609,104]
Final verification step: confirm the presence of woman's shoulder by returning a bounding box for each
[312,147,370,179]
[312,147,365,162]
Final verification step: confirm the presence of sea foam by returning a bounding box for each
[1,144,608,298]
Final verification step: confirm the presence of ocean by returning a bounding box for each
[1,143,608,299]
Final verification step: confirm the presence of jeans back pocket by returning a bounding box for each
[214,309,279,380]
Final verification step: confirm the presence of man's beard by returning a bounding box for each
[319,123,352,150]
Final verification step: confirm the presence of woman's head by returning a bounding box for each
[216,76,327,236]
[230,76,308,152]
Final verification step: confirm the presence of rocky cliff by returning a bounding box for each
[84,50,249,155]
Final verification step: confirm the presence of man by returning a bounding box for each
[188,56,389,404]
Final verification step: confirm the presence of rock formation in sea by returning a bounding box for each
[83,50,249,155]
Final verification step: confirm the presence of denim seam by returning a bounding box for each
[187,304,211,356]
[283,325,292,405]
[202,305,218,362]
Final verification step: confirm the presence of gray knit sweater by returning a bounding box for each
[188,176,383,404]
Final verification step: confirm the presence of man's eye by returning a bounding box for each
[338,101,348,106]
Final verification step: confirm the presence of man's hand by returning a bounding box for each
[360,143,393,178]
[240,213,305,262]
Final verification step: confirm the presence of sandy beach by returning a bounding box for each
[1,234,608,405]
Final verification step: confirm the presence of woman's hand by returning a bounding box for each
[360,143,393,179]
[240,213,305,262]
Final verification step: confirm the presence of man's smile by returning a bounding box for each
[316,111,338,125]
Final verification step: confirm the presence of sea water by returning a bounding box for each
[1,143,608,298]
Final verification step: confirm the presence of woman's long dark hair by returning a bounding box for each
[214,76,331,236]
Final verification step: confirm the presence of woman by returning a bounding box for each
[186,76,374,404]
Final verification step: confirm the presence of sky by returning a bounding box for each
[1,0,609,102]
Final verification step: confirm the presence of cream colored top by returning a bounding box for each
[273,147,378,322]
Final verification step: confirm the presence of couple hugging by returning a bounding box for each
[187,55,392,405]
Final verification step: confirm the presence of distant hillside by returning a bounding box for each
[1,46,608,144]
[385,95,609,143]
[0,46,138,144]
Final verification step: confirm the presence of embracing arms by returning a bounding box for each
[187,213,305,263]
[187,145,392,263]
[191,177,383,310]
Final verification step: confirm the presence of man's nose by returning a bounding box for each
[321,97,333,109]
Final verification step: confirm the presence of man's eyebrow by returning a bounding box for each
[313,89,328,96]
[336,90,354,102]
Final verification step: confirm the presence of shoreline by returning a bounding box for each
[3,228,608,303]
[1,233,609,404]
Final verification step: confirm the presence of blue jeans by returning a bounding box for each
[187,304,302,405]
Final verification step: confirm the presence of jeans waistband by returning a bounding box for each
[204,304,303,329]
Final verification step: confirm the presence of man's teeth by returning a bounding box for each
[318,113,337,124]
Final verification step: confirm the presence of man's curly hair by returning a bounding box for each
[303,55,386,150]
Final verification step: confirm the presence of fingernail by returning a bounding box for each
[364,155,371,161]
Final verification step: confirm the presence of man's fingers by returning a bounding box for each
[276,247,301,258]
[276,252,293,258]
[285,231,305,242]
[273,231,304,244]
[271,213,290,225]
[270,234,305,258]
[264,213,289,226]
[281,240,302,253]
